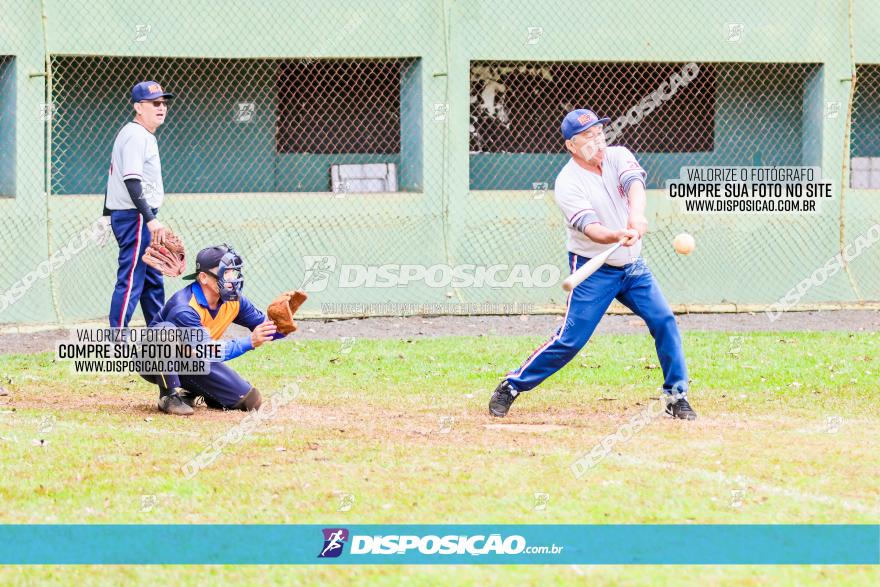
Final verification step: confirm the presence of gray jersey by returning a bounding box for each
[553,146,647,266]
[105,122,164,210]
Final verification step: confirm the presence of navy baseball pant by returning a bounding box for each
[506,253,688,395]
[109,209,164,328]
[139,322,253,408]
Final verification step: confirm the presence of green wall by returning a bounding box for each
[1,0,880,325]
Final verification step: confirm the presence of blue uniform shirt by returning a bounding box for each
[151,282,282,361]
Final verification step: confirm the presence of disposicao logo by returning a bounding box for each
[318,528,349,558]
[349,534,527,555]
[317,529,562,558]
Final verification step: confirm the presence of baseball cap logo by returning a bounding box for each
[318,528,349,558]
[578,112,595,125]
[147,84,162,93]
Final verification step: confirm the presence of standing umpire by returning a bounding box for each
[102,81,173,328]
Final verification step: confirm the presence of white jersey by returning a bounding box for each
[553,146,647,267]
[105,122,164,210]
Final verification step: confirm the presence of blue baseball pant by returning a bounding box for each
[139,323,253,408]
[506,253,688,395]
[141,363,253,409]
[109,209,164,328]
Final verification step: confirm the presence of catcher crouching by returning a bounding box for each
[142,244,307,416]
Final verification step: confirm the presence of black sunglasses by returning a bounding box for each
[140,100,169,107]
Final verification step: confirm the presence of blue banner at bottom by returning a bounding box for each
[0,525,877,565]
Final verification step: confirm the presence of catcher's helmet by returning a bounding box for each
[216,246,244,302]
[184,244,244,302]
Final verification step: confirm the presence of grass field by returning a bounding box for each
[1,328,878,585]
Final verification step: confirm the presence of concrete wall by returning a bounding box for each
[1,0,879,324]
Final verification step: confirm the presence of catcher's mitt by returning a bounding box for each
[142,231,186,277]
[267,290,308,335]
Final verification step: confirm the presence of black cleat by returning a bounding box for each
[489,380,519,418]
[157,390,194,416]
[178,389,228,410]
[666,396,697,420]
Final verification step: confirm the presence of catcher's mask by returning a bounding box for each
[209,246,244,302]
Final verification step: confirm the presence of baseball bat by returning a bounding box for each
[561,242,623,292]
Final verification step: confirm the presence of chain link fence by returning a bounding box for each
[462,59,835,308]
[851,64,880,186]
[469,61,819,191]
[50,56,419,195]
[1,1,879,324]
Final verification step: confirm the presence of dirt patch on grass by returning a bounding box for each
[482,423,567,432]
[3,309,880,355]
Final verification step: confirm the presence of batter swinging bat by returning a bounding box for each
[561,242,623,292]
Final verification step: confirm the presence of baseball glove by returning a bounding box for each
[267,290,308,335]
[142,231,186,277]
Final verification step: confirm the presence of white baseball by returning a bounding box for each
[673,233,696,255]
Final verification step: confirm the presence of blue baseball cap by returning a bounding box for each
[182,244,235,280]
[131,81,174,103]
[561,109,610,140]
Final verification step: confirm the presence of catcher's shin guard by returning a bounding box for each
[232,387,262,411]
